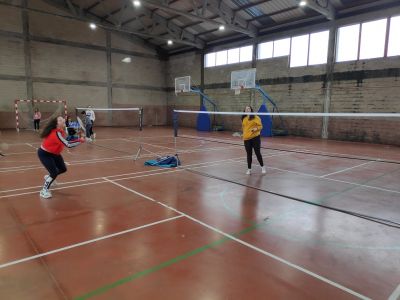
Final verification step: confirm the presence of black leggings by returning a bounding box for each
[34,119,40,130]
[37,148,67,187]
[244,135,264,169]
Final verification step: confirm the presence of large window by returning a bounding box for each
[205,52,216,67]
[205,45,253,68]
[240,46,253,62]
[228,48,240,64]
[290,34,309,67]
[273,38,290,57]
[308,31,329,65]
[336,24,360,62]
[258,41,273,59]
[215,50,227,66]
[388,16,400,57]
[359,19,387,59]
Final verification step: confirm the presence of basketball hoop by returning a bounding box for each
[234,85,244,95]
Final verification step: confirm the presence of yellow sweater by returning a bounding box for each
[242,116,263,141]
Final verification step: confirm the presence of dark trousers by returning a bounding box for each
[34,119,40,130]
[90,121,94,136]
[38,148,67,188]
[244,135,264,169]
[86,123,92,138]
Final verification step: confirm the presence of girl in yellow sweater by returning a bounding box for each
[241,106,266,175]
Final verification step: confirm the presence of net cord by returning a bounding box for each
[173,110,400,117]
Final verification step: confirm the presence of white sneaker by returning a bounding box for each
[44,175,57,187]
[246,169,251,175]
[261,166,266,174]
[40,189,52,198]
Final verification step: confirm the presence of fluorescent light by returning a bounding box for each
[167,40,173,45]
[299,1,307,6]
[219,25,225,31]
[133,0,141,7]
[89,23,97,30]
[122,57,132,63]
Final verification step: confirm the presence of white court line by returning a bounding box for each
[0,215,183,269]
[0,143,245,173]
[232,160,400,195]
[389,284,400,300]
[180,134,400,163]
[0,156,250,197]
[320,162,373,178]
[105,178,371,300]
[25,143,37,150]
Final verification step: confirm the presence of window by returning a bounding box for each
[273,38,290,57]
[336,24,360,62]
[215,50,227,66]
[308,31,329,65]
[388,16,400,56]
[228,48,240,64]
[290,34,309,67]
[240,46,253,62]
[205,52,215,67]
[359,19,387,59]
[258,41,273,59]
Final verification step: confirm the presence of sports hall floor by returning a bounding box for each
[0,127,399,300]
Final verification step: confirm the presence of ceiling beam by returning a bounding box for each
[41,0,204,48]
[295,0,335,20]
[141,0,257,37]
[233,0,272,12]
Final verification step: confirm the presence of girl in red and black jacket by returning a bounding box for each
[38,116,84,198]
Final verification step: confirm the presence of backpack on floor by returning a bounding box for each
[144,155,180,168]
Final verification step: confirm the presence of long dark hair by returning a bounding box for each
[40,117,58,138]
[241,106,255,121]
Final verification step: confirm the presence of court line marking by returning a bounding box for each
[389,284,400,300]
[180,134,400,164]
[0,152,292,198]
[0,157,257,198]
[233,160,400,195]
[105,178,371,300]
[320,162,374,178]
[0,215,183,270]
[0,156,248,195]
[0,144,245,173]
[25,143,37,150]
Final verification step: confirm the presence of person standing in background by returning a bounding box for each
[33,108,41,132]
[87,105,95,139]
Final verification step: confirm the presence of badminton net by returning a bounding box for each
[75,107,143,131]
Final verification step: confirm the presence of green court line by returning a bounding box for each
[74,222,265,300]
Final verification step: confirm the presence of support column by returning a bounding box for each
[21,0,33,99]
[106,31,113,125]
[322,26,336,139]
[200,50,205,108]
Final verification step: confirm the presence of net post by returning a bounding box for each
[173,110,179,137]
[139,108,143,131]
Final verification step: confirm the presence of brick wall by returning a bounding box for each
[0,0,167,129]
[167,51,400,145]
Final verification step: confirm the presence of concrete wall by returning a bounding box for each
[0,0,167,129]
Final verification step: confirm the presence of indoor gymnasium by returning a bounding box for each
[0,0,400,299]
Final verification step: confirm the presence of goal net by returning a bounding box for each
[15,99,67,132]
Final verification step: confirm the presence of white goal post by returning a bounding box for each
[14,99,68,132]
